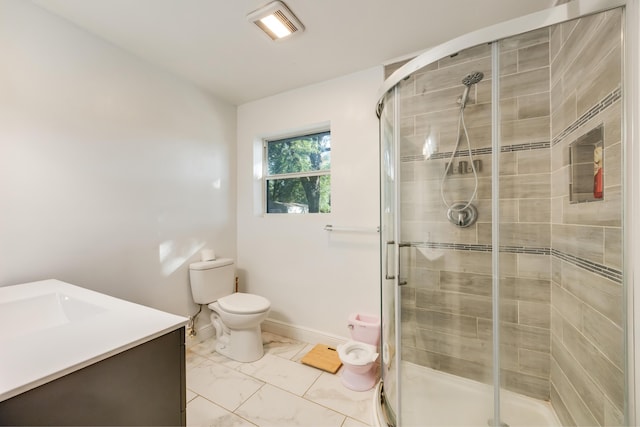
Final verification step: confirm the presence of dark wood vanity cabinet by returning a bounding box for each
[0,328,186,426]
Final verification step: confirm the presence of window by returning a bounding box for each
[264,130,331,213]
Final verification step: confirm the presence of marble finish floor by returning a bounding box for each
[186,332,375,427]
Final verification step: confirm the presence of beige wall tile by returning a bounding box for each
[415,308,479,338]
[415,327,491,364]
[517,92,550,120]
[550,12,606,87]
[440,271,492,296]
[439,43,491,68]
[582,304,624,369]
[478,319,549,353]
[604,226,622,270]
[501,27,550,52]
[552,281,583,331]
[549,23,562,64]
[552,224,603,264]
[550,384,577,427]
[519,301,551,328]
[604,396,625,426]
[551,93,576,139]
[517,149,551,174]
[576,46,621,117]
[519,348,550,377]
[416,289,495,321]
[563,185,622,227]
[518,42,550,72]
[501,368,549,400]
[415,56,491,94]
[500,173,550,199]
[519,198,551,223]
[550,347,603,425]
[604,142,621,189]
[500,68,549,100]
[561,321,624,410]
[494,222,550,247]
[517,253,551,280]
[563,10,621,100]
[560,261,623,326]
[501,276,551,303]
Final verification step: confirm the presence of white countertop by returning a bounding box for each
[0,279,188,401]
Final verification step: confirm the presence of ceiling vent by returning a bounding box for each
[247,1,305,41]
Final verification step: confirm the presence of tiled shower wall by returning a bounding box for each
[391,7,624,421]
[396,27,553,400]
[549,9,624,426]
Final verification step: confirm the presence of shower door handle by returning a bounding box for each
[385,240,396,280]
[398,242,409,286]
[385,240,408,285]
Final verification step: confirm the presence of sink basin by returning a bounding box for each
[0,293,107,340]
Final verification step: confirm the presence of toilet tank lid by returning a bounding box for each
[189,258,234,270]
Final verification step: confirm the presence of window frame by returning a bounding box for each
[262,129,331,214]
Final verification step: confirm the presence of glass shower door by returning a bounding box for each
[379,86,399,427]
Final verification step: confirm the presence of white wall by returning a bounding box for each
[237,67,382,339]
[0,0,237,317]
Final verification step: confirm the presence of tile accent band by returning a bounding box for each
[400,141,550,163]
[551,86,621,146]
[404,241,622,283]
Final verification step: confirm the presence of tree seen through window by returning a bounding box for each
[266,131,331,213]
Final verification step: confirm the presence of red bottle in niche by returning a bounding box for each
[594,146,603,199]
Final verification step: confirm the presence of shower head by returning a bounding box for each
[462,71,484,87]
[460,71,484,108]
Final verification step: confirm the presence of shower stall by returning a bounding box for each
[376,1,635,426]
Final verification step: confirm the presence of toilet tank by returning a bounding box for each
[348,313,381,346]
[189,258,235,304]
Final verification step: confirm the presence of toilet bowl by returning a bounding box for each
[337,341,379,391]
[337,313,381,391]
[208,293,270,362]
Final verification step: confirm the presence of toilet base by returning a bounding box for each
[215,325,264,363]
[341,365,377,391]
[210,310,266,363]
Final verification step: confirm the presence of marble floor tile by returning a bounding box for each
[187,359,264,411]
[190,338,242,369]
[291,343,317,363]
[237,353,322,396]
[235,384,345,427]
[304,372,374,425]
[187,396,256,427]
[185,333,375,426]
[186,350,207,371]
[262,331,307,360]
[342,417,372,427]
[186,388,198,403]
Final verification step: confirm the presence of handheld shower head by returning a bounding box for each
[462,71,484,86]
[459,71,484,108]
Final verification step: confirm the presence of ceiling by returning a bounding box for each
[32,0,555,105]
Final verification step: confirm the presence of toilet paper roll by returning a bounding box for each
[200,249,216,262]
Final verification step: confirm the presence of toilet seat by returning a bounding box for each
[218,293,270,314]
[337,341,378,366]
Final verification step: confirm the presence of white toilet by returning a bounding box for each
[189,258,270,363]
[337,313,380,391]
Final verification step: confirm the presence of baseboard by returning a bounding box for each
[185,318,349,349]
[262,318,348,348]
[185,323,215,349]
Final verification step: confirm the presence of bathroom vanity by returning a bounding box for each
[0,280,188,426]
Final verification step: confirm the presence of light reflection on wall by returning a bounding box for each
[158,238,205,277]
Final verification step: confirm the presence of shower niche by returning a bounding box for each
[569,124,604,203]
